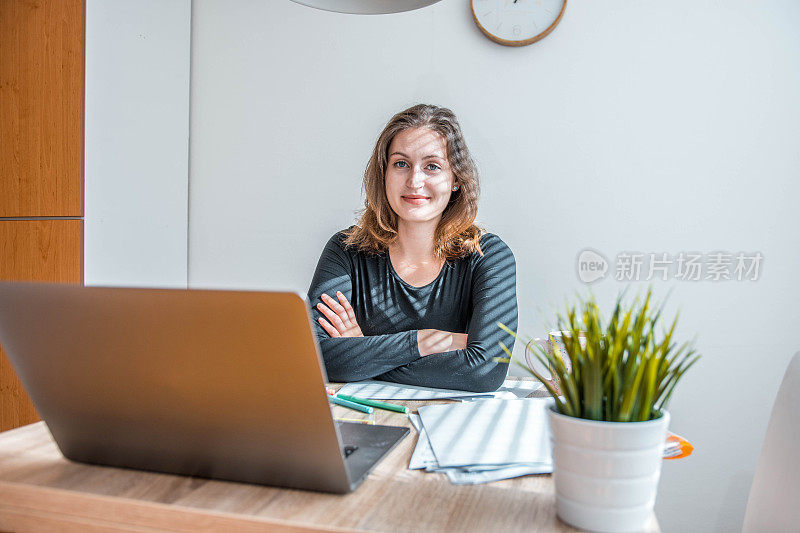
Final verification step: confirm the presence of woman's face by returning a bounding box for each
[384,128,456,228]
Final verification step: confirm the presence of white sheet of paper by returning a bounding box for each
[409,411,553,483]
[418,398,553,468]
[408,414,439,470]
[337,379,542,401]
[487,380,543,399]
[440,463,552,485]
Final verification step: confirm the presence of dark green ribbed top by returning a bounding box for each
[307,229,518,392]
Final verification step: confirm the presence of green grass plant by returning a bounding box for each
[497,288,699,422]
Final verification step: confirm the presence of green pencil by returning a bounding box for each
[336,394,409,414]
[329,395,373,414]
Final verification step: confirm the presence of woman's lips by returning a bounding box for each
[402,195,430,205]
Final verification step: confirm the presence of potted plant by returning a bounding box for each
[497,288,699,533]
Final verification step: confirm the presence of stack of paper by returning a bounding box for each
[409,398,554,485]
[336,379,542,401]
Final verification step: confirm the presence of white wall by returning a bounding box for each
[85,0,191,288]
[87,0,800,531]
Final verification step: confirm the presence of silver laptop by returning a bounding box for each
[0,282,408,493]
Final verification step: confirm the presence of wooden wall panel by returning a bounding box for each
[0,220,83,431]
[0,0,84,217]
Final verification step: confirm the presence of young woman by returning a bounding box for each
[307,104,517,392]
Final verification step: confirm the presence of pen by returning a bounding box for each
[335,394,409,414]
[334,417,375,425]
[329,395,373,414]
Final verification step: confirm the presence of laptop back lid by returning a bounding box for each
[0,282,353,493]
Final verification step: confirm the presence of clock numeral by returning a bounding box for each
[513,25,521,36]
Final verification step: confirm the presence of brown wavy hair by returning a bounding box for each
[343,104,483,260]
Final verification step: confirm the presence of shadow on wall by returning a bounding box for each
[715,470,752,533]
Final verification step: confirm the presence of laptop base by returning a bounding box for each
[339,422,410,491]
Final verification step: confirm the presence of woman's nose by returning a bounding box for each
[407,166,426,188]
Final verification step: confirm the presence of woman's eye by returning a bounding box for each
[394,161,408,168]
[426,163,441,171]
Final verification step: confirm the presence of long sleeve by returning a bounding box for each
[374,235,518,392]
[307,234,421,382]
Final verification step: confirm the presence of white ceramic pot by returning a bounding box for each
[547,407,670,533]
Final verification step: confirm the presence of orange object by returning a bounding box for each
[663,432,694,459]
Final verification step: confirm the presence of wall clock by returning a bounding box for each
[471,0,567,47]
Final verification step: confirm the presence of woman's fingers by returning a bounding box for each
[318,317,341,337]
[453,333,468,351]
[317,293,364,338]
[316,301,347,332]
[321,293,347,316]
[336,291,357,322]
[321,292,358,327]
[417,330,467,357]
[320,294,352,327]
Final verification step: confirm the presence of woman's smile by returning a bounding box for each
[402,194,431,205]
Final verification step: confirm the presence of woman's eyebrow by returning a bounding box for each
[389,151,444,160]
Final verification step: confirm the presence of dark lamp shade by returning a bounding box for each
[289,0,442,15]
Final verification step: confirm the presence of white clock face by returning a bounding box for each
[473,0,566,44]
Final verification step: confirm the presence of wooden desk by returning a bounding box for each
[0,393,659,532]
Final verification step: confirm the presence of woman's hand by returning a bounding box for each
[417,329,468,357]
[316,292,364,338]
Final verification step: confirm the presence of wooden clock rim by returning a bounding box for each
[471,0,567,47]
